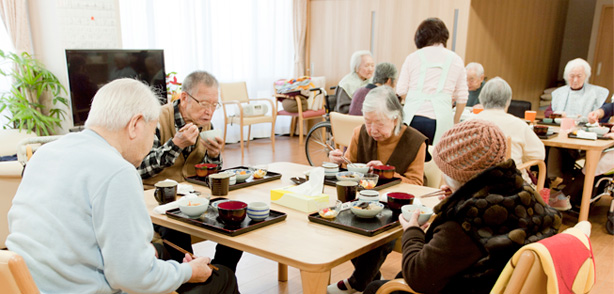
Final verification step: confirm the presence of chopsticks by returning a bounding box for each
[162,239,219,271]
[324,142,353,165]
[419,189,451,198]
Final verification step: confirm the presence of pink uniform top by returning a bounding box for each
[396,44,469,119]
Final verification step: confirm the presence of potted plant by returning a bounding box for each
[0,50,68,136]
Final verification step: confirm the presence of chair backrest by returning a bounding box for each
[220,82,249,103]
[507,100,532,118]
[0,250,39,294]
[329,112,364,148]
[424,145,443,188]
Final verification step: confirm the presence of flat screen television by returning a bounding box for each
[65,49,167,126]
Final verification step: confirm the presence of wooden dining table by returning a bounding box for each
[539,129,614,222]
[145,162,439,294]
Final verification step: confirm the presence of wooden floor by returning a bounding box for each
[193,135,614,294]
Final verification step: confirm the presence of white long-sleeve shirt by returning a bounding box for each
[7,129,192,294]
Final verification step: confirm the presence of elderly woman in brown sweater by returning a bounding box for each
[329,85,427,185]
[327,86,427,294]
[363,120,561,294]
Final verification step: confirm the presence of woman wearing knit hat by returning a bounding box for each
[363,119,561,294]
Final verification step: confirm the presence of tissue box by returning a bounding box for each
[271,186,329,213]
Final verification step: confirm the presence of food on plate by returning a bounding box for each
[318,207,338,219]
[353,202,380,210]
[253,169,267,179]
[340,174,360,179]
[360,179,376,189]
[235,170,247,175]
[186,201,202,206]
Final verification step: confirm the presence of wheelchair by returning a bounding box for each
[593,176,614,234]
[304,87,342,166]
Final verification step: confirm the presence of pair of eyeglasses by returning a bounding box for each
[186,92,221,110]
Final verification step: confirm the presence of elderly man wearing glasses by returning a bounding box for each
[138,70,244,280]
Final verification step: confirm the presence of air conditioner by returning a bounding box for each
[242,104,269,117]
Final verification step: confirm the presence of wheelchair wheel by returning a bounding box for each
[305,121,334,166]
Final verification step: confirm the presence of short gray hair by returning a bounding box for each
[85,78,161,131]
[372,62,397,85]
[478,77,512,109]
[183,70,219,95]
[563,58,591,84]
[465,62,484,76]
[350,50,373,73]
[362,85,404,135]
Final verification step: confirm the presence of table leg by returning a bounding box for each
[580,150,600,222]
[300,269,330,294]
[278,263,288,282]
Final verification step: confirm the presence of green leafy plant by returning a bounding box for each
[0,50,68,136]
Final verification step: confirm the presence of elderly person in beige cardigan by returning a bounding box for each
[335,50,375,113]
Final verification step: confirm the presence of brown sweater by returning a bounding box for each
[344,125,426,185]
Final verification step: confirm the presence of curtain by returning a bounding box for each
[293,0,307,77]
[119,0,295,143]
[0,0,32,54]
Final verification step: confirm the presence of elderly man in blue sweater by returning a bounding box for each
[6,79,238,294]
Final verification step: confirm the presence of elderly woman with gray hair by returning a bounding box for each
[348,62,398,116]
[335,50,375,113]
[545,58,609,121]
[327,85,427,293]
[472,77,545,184]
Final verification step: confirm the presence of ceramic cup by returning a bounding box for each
[247,201,270,222]
[358,190,380,202]
[209,173,231,196]
[336,180,358,202]
[154,181,177,205]
[524,110,536,122]
[560,117,575,134]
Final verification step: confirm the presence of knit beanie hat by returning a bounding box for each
[433,119,507,183]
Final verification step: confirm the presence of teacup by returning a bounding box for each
[154,181,177,205]
[247,201,270,222]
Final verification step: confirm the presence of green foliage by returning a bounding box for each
[0,49,68,136]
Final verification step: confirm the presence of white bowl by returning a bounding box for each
[358,190,380,202]
[588,127,609,136]
[401,204,433,225]
[247,201,270,221]
[178,197,209,218]
[226,169,253,182]
[200,129,223,142]
[554,118,562,124]
[336,171,364,182]
[347,163,369,174]
[350,201,384,218]
[210,199,231,213]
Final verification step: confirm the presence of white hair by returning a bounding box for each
[465,62,484,76]
[350,50,373,73]
[479,77,512,109]
[563,58,591,84]
[362,85,404,135]
[85,78,161,131]
[444,174,463,189]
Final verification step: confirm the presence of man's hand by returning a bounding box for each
[203,136,223,159]
[184,254,213,283]
[172,123,199,149]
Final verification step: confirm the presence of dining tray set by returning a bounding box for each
[166,166,403,237]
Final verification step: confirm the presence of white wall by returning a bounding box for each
[27,0,121,133]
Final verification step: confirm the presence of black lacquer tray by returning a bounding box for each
[308,202,400,236]
[537,132,558,139]
[186,166,282,191]
[165,199,287,236]
[568,133,613,140]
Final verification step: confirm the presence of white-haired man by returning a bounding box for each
[465,62,485,107]
[335,50,375,113]
[6,79,238,294]
[137,70,244,274]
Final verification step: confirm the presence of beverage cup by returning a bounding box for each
[472,105,484,114]
[154,181,177,205]
[209,173,230,196]
[560,117,575,134]
[247,201,270,222]
[524,110,536,122]
[336,180,358,202]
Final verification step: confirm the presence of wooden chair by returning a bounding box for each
[219,82,276,158]
[275,77,327,145]
[505,136,547,191]
[329,112,364,149]
[423,145,443,189]
[0,250,39,294]
[377,221,594,294]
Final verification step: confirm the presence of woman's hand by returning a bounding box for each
[328,149,345,165]
[366,160,384,168]
[438,184,454,201]
[399,211,427,231]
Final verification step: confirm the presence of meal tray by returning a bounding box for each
[324,175,401,191]
[537,132,558,139]
[186,166,282,191]
[568,133,612,140]
[165,199,287,236]
[308,202,399,236]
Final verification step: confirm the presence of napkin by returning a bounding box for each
[153,193,199,215]
[575,130,597,140]
[285,167,325,196]
[177,183,195,195]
